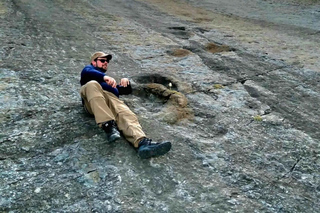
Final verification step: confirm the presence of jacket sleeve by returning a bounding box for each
[101,82,120,97]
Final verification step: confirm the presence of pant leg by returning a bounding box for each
[80,80,146,147]
[102,91,146,148]
[80,80,115,124]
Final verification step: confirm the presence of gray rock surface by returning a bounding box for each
[1,0,320,212]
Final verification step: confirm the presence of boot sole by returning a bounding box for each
[138,142,172,159]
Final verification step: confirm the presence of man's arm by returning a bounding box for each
[120,78,130,87]
[103,75,117,88]
[81,65,117,88]
[81,65,119,97]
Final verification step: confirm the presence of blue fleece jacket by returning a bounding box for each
[80,64,132,97]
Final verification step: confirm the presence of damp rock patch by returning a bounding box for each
[205,42,232,53]
[167,48,192,57]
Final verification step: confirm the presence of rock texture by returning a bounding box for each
[1,0,320,212]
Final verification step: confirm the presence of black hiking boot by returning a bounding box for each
[101,120,120,143]
[138,138,171,159]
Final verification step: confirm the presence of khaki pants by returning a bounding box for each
[80,80,146,148]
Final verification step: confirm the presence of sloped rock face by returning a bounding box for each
[1,0,320,212]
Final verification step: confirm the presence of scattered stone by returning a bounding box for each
[34,187,41,193]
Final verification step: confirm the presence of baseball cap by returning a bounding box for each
[90,51,112,62]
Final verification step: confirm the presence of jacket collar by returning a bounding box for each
[91,63,106,73]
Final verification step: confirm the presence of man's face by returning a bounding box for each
[94,57,109,71]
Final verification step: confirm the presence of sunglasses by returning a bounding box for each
[96,58,110,63]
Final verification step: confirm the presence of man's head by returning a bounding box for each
[91,51,112,71]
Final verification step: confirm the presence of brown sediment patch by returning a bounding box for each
[205,42,231,53]
[145,83,193,124]
[169,48,192,57]
[145,83,188,107]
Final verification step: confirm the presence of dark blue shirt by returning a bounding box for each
[80,64,132,97]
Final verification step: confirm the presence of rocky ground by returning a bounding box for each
[1,0,320,212]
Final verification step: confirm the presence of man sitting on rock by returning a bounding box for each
[80,51,171,159]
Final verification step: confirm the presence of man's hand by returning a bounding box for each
[103,76,117,88]
[120,78,130,87]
